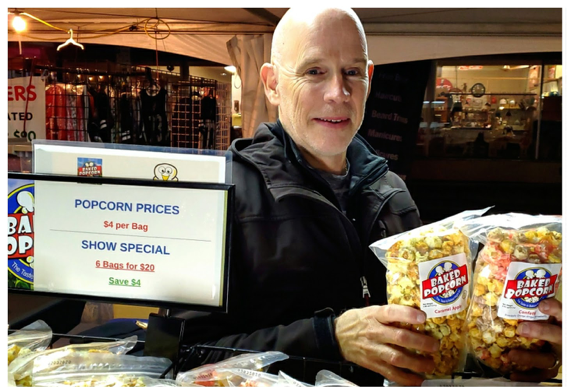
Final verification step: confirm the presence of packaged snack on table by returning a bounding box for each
[315,370,358,387]
[370,208,490,377]
[9,335,137,386]
[8,320,52,366]
[31,352,174,386]
[457,213,562,375]
[176,352,288,386]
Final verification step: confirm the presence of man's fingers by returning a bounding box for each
[372,344,435,374]
[373,304,426,325]
[539,298,562,322]
[509,367,560,383]
[508,349,558,369]
[373,323,439,353]
[357,355,425,387]
[517,321,562,345]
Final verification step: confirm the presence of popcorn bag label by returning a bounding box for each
[498,262,562,321]
[419,253,469,318]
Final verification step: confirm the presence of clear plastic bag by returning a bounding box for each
[370,208,490,377]
[9,335,138,385]
[422,377,546,386]
[8,320,52,366]
[34,376,181,387]
[175,352,288,386]
[277,371,313,387]
[314,370,358,387]
[457,213,562,375]
[32,352,173,386]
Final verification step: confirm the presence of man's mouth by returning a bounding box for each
[314,117,349,124]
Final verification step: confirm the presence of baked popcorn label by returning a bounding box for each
[419,253,469,318]
[498,262,561,321]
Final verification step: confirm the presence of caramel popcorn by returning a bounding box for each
[385,227,472,377]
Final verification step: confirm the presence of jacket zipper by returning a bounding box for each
[360,276,371,306]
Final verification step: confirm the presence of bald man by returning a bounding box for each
[178,7,424,385]
[179,7,564,386]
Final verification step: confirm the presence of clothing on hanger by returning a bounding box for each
[140,88,169,146]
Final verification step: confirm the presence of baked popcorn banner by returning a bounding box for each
[8,179,35,290]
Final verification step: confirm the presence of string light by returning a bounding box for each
[12,14,26,32]
[10,10,172,42]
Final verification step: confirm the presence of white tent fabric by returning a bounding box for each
[227,34,277,139]
[10,32,233,66]
[367,35,562,65]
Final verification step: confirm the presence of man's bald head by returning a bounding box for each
[271,7,367,66]
[260,6,374,174]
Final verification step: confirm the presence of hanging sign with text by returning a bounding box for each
[8,77,46,142]
[359,60,431,178]
[8,174,231,311]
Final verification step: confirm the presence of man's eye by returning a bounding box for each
[345,69,360,76]
[306,69,322,75]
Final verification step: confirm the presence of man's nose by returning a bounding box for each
[324,74,351,104]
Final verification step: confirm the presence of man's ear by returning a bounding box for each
[260,63,280,106]
[366,60,375,99]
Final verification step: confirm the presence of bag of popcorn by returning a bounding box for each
[457,213,562,375]
[370,208,490,377]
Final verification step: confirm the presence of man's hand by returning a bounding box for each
[334,305,439,386]
[509,298,562,382]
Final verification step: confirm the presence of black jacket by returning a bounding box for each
[178,121,421,384]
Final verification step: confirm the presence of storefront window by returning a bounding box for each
[418,61,561,160]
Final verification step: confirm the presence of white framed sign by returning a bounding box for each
[8,173,232,312]
[33,140,228,184]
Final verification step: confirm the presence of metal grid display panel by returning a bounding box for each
[171,77,231,151]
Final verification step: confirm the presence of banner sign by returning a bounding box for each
[8,77,46,142]
[8,179,35,290]
[359,60,431,179]
[8,174,232,311]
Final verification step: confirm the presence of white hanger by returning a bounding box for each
[57,29,84,51]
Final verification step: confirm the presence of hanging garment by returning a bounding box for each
[201,95,217,120]
[65,85,78,141]
[45,84,66,140]
[87,87,114,143]
[140,88,169,146]
[204,119,216,149]
[119,93,134,144]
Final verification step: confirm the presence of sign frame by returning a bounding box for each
[8,172,234,314]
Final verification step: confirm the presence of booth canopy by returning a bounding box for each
[7,8,562,66]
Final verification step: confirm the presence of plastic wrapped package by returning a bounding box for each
[31,352,173,386]
[176,352,288,386]
[457,213,562,375]
[9,335,137,386]
[314,370,358,387]
[8,320,52,365]
[277,371,313,387]
[370,208,490,377]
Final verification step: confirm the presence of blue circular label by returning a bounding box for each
[8,183,35,286]
[513,268,551,309]
[428,261,463,305]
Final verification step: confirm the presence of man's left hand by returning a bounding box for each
[508,298,562,382]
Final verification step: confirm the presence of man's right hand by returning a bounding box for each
[334,305,439,386]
